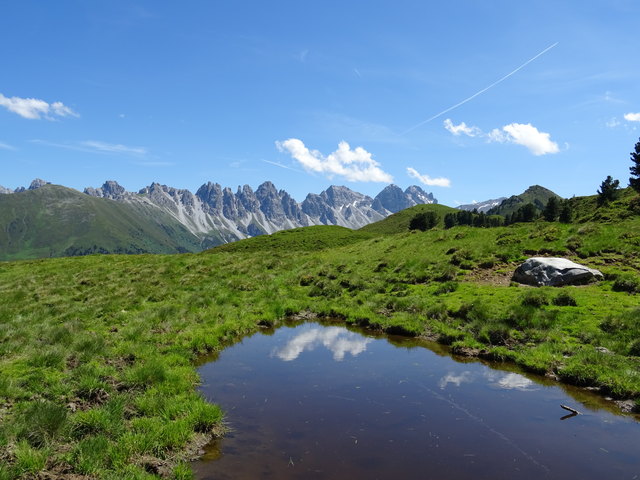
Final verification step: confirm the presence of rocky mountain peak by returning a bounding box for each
[404,185,436,205]
[322,185,368,208]
[372,184,413,213]
[0,185,13,194]
[85,180,127,200]
[29,178,50,190]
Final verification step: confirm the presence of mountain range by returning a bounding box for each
[0,179,436,260]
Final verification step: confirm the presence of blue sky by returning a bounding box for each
[1,1,639,206]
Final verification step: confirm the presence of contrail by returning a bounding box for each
[401,42,559,135]
[262,159,303,173]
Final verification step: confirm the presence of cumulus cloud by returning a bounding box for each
[407,167,451,187]
[0,93,78,120]
[275,138,393,183]
[444,118,559,156]
[497,123,559,155]
[443,118,482,137]
[624,112,640,122]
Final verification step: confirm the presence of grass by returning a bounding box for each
[0,191,639,477]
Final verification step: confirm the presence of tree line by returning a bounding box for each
[409,137,640,232]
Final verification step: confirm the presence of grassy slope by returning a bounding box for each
[487,185,560,216]
[0,191,639,478]
[359,203,457,234]
[0,186,202,260]
[212,225,375,253]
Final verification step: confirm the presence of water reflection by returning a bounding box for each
[272,326,372,361]
[489,371,536,391]
[438,370,536,391]
[438,371,473,389]
[194,322,640,480]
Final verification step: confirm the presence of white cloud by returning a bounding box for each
[445,119,560,156]
[500,123,559,155]
[407,167,451,188]
[0,141,16,151]
[624,112,640,122]
[79,140,147,155]
[0,93,78,120]
[276,138,393,183]
[443,118,482,137]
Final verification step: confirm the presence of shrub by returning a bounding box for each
[612,273,640,293]
[628,339,640,357]
[553,292,577,306]
[434,281,458,295]
[520,290,550,307]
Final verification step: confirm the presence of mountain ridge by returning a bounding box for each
[0,179,438,259]
[82,179,437,245]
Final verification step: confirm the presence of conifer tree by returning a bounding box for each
[630,137,640,193]
[597,175,620,205]
[542,197,559,222]
[559,200,573,223]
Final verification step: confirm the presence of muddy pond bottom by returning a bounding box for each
[192,322,640,480]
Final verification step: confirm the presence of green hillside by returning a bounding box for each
[487,185,561,216]
[0,185,202,260]
[0,187,639,478]
[568,187,639,223]
[211,224,374,253]
[359,203,457,234]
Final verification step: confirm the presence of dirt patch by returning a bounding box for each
[465,263,515,286]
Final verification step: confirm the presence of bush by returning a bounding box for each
[628,339,640,357]
[553,292,577,306]
[520,290,550,307]
[434,281,458,295]
[612,273,640,293]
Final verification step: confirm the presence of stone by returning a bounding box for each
[512,257,604,287]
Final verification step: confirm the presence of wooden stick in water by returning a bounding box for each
[560,404,580,415]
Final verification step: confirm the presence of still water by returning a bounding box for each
[193,322,640,479]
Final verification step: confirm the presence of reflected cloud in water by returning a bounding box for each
[273,327,372,361]
[439,371,473,389]
[438,370,536,391]
[488,372,537,391]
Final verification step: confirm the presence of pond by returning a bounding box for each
[192,321,640,479]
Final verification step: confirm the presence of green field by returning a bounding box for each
[0,191,639,478]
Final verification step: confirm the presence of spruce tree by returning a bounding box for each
[597,175,620,205]
[630,137,640,193]
[543,197,559,222]
[559,200,573,223]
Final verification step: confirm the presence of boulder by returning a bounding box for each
[512,257,604,287]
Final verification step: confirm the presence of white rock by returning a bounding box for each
[512,257,604,287]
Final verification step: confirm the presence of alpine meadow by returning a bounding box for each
[2,2,640,479]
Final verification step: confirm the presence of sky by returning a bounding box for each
[1,1,639,206]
